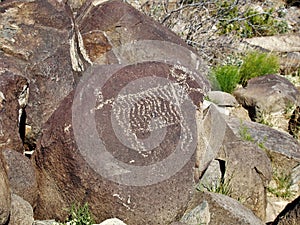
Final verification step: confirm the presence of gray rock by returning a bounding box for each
[181,200,210,225]
[233,74,300,124]
[0,153,10,225]
[207,91,238,107]
[8,194,33,225]
[32,220,57,225]
[2,149,38,207]
[244,34,300,53]
[227,117,300,172]
[98,218,128,225]
[218,140,272,220]
[184,191,264,225]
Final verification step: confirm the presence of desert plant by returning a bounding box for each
[239,123,254,142]
[210,64,240,93]
[217,1,289,38]
[267,171,295,199]
[239,51,280,86]
[59,203,94,225]
[199,177,233,196]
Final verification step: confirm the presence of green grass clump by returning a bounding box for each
[210,51,280,93]
[197,177,233,196]
[239,51,280,86]
[267,171,295,199]
[210,65,240,93]
[59,203,94,225]
[239,123,254,142]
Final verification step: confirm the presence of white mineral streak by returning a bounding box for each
[69,34,84,72]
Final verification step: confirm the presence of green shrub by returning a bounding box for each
[197,177,233,196]
[60,203,94,225]
[267,171,295,199]
[210,65,240,93]
[217,1,289,38]
[239,51,280,86]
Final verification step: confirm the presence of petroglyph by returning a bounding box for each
[109,82,193,153]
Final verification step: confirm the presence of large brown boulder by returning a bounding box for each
[0,152,10,225]
[34,61,208,224]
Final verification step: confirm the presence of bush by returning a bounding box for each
[60,203,94,225]
[239,51,280,86]
[210,65,240,93]
[217,1,289,38]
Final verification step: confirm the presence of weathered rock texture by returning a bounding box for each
[34,59,208,224]
[9,194,34,225]
[30,0,211,224]
[234,75,300,127]
[183,191,264,225]
[0,0,76,142]
[0,71,27,153]
[218,140,272,220]
[227,118,300,175]
[2,149,38,207]
[272,195,300,225]
[289,106,300,139]
[0,152,10,225]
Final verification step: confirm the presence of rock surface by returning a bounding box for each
[207,91,239,107]
[183,191,264,225]
[0,152,10,225]
[0,71,28,153]
[98,218,128,225]
[289,106,300,139]
[234,74,300,125]
[218,140,272,220]
[32,1,211,224]
[227,118,300,174]
[272,195,300,225]
[9,194,34,225]
[34,59,207,224]
[0,0,76,142]
[2,149,38,207]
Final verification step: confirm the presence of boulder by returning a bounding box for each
[272,195,300,225]
[32,1,211,224]
[182,191,265,225]
[0,70,28,153]
[0,0,76,142]
[227,118,300,177]
[217,140,272,220]
[34,59,209,224]
[8,194,34,225]
[244,34,300,53]
[234,74,300,117]
[2,149,38,207]
[98,218,128,225]
[0,153,10,225]
[233,74,300,131]
[206,91,238,107]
